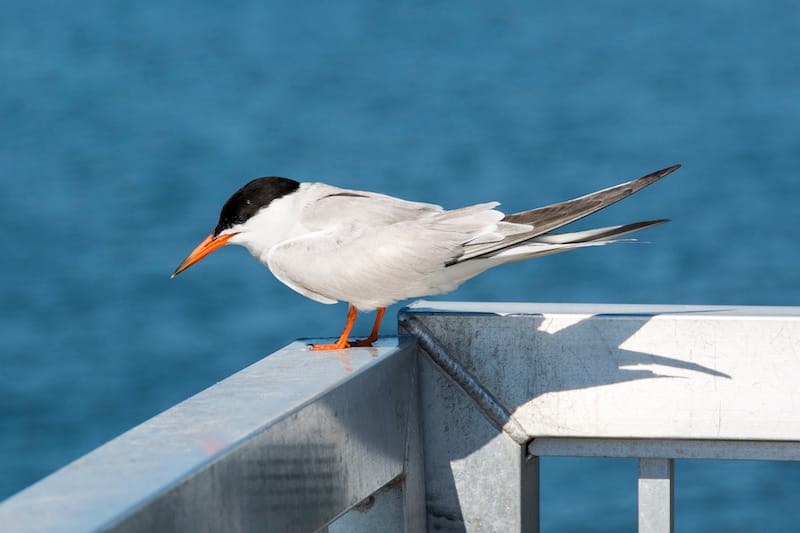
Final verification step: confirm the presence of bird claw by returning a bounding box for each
[308,341,351,351]
[307,336,377,351]
[349,338,376,348]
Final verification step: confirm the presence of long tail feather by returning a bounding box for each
[484,219,670,262]
[450,165,679,265]
[531,219,669,244]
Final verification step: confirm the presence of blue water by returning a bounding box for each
[2,1,799,530]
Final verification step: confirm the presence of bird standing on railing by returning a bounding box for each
[172,164,679,350]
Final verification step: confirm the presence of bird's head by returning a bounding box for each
[171,176,300,278]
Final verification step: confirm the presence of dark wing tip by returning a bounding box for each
[616,164,681,199]
[657,164,681,177]
[637,163,681,185]
[613,218,671,235]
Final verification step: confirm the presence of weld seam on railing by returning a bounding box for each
[399,315,529,445]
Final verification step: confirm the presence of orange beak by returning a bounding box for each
[171,232,237,278]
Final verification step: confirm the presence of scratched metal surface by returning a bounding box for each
[0,339,417,533]
[405,302,800,440]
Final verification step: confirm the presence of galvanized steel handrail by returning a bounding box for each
[2,302,799,532]
[0,339,424,533]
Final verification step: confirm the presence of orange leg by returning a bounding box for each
[310,304,358,351]
[309,305,386,351]
[351,307,386,347]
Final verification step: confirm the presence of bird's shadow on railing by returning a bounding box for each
[412,308,729,404]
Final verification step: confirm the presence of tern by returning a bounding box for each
[172,164,679,350]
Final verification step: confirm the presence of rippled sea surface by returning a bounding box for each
[2,2,799,530]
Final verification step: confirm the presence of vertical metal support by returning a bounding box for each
[416,354,537,532]
[522,453,540,533]
[638,458,674,533]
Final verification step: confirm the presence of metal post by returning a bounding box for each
[400,315,537,532]
[522,454,540,533]
[638,458,674,533]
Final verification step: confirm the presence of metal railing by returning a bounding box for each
[2,302,799,532]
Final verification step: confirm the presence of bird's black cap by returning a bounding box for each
[214,177,300,236]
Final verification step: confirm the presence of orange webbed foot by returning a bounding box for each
[307,306,386,351]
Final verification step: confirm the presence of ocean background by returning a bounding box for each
[2,1,799,530]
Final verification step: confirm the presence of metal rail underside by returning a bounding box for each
[2,302,800,532]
